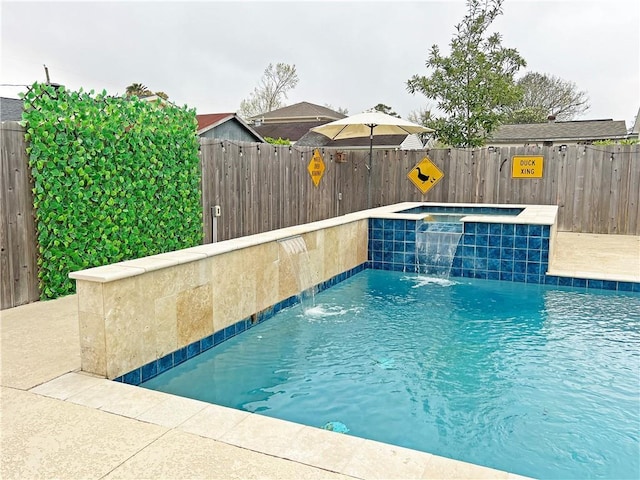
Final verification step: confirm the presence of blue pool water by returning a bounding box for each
[141,270,640,479]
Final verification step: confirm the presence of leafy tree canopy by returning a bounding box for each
[372,103,400,118]
[239,63,299,119]
[504,72,590,123]
[407,0,526,147]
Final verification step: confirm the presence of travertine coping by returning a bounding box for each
[69,203,557,283]
[371,202,558,226]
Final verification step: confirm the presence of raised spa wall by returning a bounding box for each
[70,202,558,382]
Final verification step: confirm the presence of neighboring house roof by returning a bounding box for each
[631,108,640,136]
[254,120,330,142]
[196,112,265,142]
[250,101,346,124]
[1,97,23,122]
[490,119,629,143]
[296,130,425,150]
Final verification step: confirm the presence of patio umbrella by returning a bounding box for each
[311,111,434,207]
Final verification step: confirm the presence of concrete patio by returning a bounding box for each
[2,232,638,479]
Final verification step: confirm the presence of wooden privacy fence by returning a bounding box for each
[2,123,638,309]
[200,138,639,242]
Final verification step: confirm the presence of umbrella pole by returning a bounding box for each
[367,124,373,209]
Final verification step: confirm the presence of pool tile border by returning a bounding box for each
[115,263,367,385]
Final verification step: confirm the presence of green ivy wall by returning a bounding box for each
[22,83,202,299]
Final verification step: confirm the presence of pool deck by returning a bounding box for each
[2,232,638,480]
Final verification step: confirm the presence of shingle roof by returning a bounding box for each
[1,97,23,122]
[196,112,265,142]
[254,121,330,142]
[296,130,419,149]
[196,113,235,132]
[491,119,628,142]
[251,102,347,123]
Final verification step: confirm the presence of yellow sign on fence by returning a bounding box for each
[407,157,444,194]
[307,149,325,187]
[512,156,544,178]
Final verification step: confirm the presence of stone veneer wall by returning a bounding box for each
[74,219,368,380]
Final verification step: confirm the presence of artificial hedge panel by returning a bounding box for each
[22,83,202,299]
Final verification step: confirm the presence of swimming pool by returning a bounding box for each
[140,269,640,480]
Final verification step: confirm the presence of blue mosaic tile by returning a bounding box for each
[501,248,514,259]
[187,342,201,359]
[141,361,158,382]
[632,283,640,293]
[475,235,488,247]
[488,247,501,259]
[489,224,502,235]
[526,274,540,283]
[544,275,560,285]
[406,229,416,242]
[502,224,515,236]
[201,334,214,351]
[383,219,395,230]
[528,236,542,250]
[158,353,173,374]
[488,235,501,247]
[394,229,405,242]
[213,330,224,345]
[474,257,488,270]
[487,270,500,280]
[587,279,604,290]
[488,258,501,271]
[514,236,528,249]
[600,280,618,291]
[528,250,541,263]
[527,262,542,275]
[572,278,587,288]
[500,271,514,282]
[500,259,514,272]
[618,282,634,292]
[476,246,488,258]
[501,236,515,248]
[514,248,527,261]
[123,368,141,385]
[529,225,543,237]
[463,234,476,246]
[477,223,489,235]
[383,229,394,241]
[371,218,383,230]
[513,272,526,283]
[541,226,551,238]
[514,261,527,274]
[516,224,529,236]
[174,347,187,366]
[236,319,248,334]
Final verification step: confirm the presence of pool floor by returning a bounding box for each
[141,270,640,480]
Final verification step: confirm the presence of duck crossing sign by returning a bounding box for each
[307,149,326,187]
[407,157,444,195]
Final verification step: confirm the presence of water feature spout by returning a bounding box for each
[277,235,317,309]
[415,220,463,277]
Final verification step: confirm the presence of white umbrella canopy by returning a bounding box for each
[311,111,434,208]
[311,111,433,140]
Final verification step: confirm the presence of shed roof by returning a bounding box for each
[196,112,265,142]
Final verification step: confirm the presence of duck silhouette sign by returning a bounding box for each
[407,157,443,194]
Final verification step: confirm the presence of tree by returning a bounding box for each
[407,0,526,147]
[238,63,299,119]
[125,83,151,97]
[124,84,169,100]
[407,107,436,128]
[504,72,590,123]
[372,103,400,117]
[324,103,349,115]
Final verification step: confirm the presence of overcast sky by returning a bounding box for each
[1,0,639,127]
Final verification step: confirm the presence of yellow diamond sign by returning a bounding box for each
[407,157,444,194]
[307,149,326,187]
